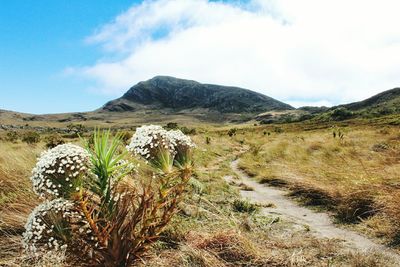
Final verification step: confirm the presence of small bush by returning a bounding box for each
[66,123,86,138]
[5,131,19,143]
[180,126,197,135]
[274,127,283,133]
[232,199,260,214]
[228,128,237,137]
[44,134,65,149]
[331,108,353,121]
[22,131,40,144]
[165,122,178,130]
[205,136,211,144]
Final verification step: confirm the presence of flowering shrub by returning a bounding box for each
[30,144,91,199]
[127,125,196,171]
[127,125,175,173]
[23,128,194,266]
[167,129,196,167]
[22,198,82,254]
[127,125,174,159]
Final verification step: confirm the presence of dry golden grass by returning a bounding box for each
[0,125,399,266]
[238,124,400,243]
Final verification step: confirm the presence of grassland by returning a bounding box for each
[0,118,399,266]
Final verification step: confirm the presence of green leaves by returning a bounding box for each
[86,129,133,214]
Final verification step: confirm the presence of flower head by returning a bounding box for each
[127,125,175,160]
[22,198,80,254]
[31,144,91,199]
[167,130,196,150]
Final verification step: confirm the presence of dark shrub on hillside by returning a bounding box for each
[298,114,314,121]
[6,131,19,143]
[228,128,237,137]
[44,134,65,149]
[22,131,40,144]
[274,127,284,133]
[260,119,274,125]
[66,123,87,137]
[180,126,197,135]
[165,122,178,129]
[205,136,211,144]
[331,108,354,121]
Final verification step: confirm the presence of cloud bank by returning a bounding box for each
[69,0,400,107]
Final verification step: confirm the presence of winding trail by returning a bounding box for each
[225,158,400,262]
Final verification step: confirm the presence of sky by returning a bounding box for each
[1,0,400,114]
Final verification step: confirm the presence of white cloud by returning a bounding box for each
[69,0,400,106]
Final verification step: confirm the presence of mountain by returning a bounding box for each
[102,76,293,113]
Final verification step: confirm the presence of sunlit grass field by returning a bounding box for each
[0,120,399,266]
[238,124,400,242]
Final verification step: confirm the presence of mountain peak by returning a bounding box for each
[102,76,293,113]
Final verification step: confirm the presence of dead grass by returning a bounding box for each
[238,124,400,245]
[1,125,399,266]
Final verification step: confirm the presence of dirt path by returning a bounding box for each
[226,159,400,263]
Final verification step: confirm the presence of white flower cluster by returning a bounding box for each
[31,144,91,198]
[127,125,175,159]
[167,130,196,150]
[22,198,78,254]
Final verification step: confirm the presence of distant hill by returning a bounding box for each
[298,88,400,123]
[102,76,293,113]
[339,88,400,114]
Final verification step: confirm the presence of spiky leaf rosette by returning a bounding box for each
[22,198,85,255]
[127,125,175,172]
[31,144,91,199]
[167,129,196,167]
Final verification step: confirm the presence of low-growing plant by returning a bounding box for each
[44,133,65,149]
[250,143,262,156]
[5,130,19,143]
[228,128,237,137]
[232,199,260,214]
[22,127,195,266]
[66,123,86,138]
[205,136,211,144]
[165,122,178,130]
[332,126,345,140]
[22,131,40,144]
[274,127,283,133]
[371,142,389,152]
[180,126,197,135]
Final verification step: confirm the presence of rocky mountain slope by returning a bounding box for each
[102,76,293,113]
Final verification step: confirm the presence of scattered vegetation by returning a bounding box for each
[1,120,399,266]
[44,133,65,149]
[238,124,400,244]
[5,131,19,143]
[22,131,40,144]
[232,199,260,214]
[227,128,237,137]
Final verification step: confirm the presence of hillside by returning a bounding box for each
[340,87,400,114]
[102,76,293,113]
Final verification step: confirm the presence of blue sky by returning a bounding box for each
[0,0,138,114]
[1,0,400,114]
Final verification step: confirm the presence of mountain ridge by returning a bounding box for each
[102,76,294,113]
